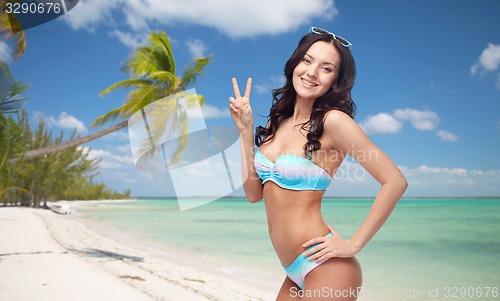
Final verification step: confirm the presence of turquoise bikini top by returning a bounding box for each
[254,149,332,191]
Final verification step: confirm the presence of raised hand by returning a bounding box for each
[229,77,253,132]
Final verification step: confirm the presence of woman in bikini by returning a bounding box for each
[229,27,407,300]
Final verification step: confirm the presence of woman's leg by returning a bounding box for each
[301,257,362,301]
[276,276,302,301]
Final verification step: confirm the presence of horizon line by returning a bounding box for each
[132,195,500,199]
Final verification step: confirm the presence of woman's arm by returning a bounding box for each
[304,110,407,260]
[229,78,263,203]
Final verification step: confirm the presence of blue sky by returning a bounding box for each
[2,0,500,197]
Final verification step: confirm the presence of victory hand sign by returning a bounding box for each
[229,78,253,132]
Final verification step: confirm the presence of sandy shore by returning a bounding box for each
[0,206,275,301]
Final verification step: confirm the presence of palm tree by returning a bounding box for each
[1,0,27,179]
[15,30,211,161]
[0,60,28,163]
[1,6,30,199]
[0,61,29,200]
[0,2,27,61]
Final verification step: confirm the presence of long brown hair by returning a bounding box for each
[255,31,357,155]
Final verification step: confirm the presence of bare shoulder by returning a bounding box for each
[323,109,359,131]
[323,109,368,152]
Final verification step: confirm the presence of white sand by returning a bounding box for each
[0,206,275,301]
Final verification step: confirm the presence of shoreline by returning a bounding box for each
[67,199,283,293]
[0,205,276,300]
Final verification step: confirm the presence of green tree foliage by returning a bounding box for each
[0,17,132,205]
[1,63,132,206]
[0,60,28,200]
[3,110,131,207]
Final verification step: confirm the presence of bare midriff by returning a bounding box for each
[263,182,330,266]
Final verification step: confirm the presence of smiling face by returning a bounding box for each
[292,40,341,102]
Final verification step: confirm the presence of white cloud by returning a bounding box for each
[63,0,337,38]
[327,160,500,197]
[115,143,132,154]
[470,43,500,90]
[78,145,144,192]
[399,165,500,196]
[414,165,467,176]
[436,130,459,142]
[359,108,459,142]
[0,41,12,62]
[185,104,230,119]
[201,104,230,119]
[393,108,440,131]
[126,0,337,38]
[79,146,134,169]
[62,0,122,32]
[359,113,403,135]
[470,64,479,76]
[49,112,87,133]
[186,39,208,58]
[34,111,87,133]
[254,75,286,94]
[475,43,500,72]
[108,29,149,49]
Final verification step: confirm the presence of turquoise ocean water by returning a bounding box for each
[77,197,500,300]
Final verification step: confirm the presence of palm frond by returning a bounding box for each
[178,56,211,92]
[0,11,26,60]
[168,107,189,164]
[125,48,158,77]
[11,29,26,61]
[93,84,164,128]
[0,116,25,170]
[90,106,125,127]
[148,71,177,85]
[174,90,205,111]
[0,60,13,81]
[124,31,176,78]
[136,97,179,160]
[99,78,153,97]
[0,61,28,115]
[149,31,176,75]
[120,85,165,118]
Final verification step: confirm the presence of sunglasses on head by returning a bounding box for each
[309,27,352,50]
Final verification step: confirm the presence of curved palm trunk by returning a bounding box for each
[9,121,128,163]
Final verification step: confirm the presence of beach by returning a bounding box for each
[2,198,499,301]
[0,205,275,301]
